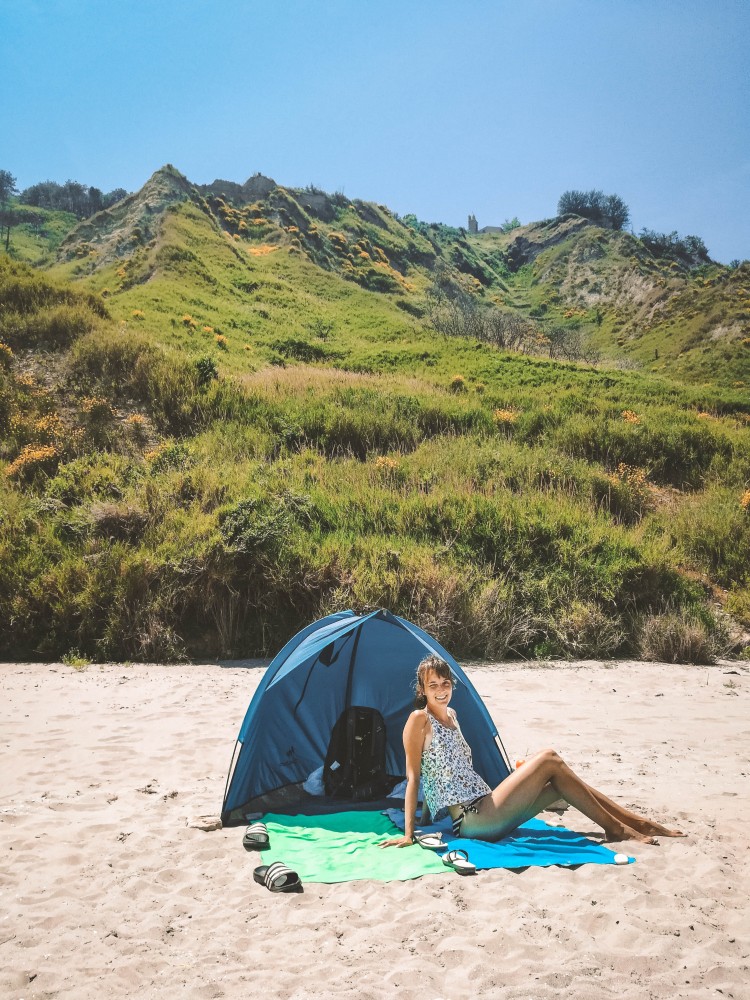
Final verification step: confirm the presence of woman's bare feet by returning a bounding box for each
[604,821,659,845]
[630,817,685,838]
[647,823,685,838]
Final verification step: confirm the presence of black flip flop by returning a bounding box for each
[242,821,270,850]
[441,848,476,875]
[253,861,302,892]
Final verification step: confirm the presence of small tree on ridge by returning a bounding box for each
[557,188,630,230]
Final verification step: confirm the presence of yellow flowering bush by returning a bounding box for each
[608,464,652,510]
[373,456,403,485]
[621,409,641,424]
[33,414,63,441]
[449,374,467,393]
[81,396,114,420]
[5,444,59,482]
[741,490,750,512]
[328,231,347,250]
[493,408,518,425]
[588,462,655,524]
[215,334,228,350]
[181,314,197,328]
[131,309,145,320]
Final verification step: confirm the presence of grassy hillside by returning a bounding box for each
[2,245,749,663]
[1,165,748,661]
[498,218,750,385]
[3,203,79,267]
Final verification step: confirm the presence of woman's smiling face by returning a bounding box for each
[422,668,453,713]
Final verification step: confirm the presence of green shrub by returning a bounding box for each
[551,600,625,657]
[726,587,750,628]
[195,355,218,385]
[0,256,107,318]
[219,492,313,558]
[146,442,192,474]
[13,303,102,349]
[61,648,89,667]
[638,609,728,664]
[68,329,252,434]
[470,578,540,658]
[552,412,732,487]
[271,338,342,363]
[667,486,750,587]
[395,299,425,318]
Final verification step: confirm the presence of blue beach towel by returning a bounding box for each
[386,808,634,870]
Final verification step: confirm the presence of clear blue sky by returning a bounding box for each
[2,0,748,262]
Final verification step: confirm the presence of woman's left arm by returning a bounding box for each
[379,711,425,848]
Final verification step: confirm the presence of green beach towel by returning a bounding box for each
[259,811,445,883]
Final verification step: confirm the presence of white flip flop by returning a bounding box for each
[415,833,444,851]
[442,848,476,875]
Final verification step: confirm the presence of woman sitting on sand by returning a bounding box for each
[380,655,683,849]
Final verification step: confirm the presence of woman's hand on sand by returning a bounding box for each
[378,835,414,849]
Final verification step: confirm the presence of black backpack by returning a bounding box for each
[323,706,388,801]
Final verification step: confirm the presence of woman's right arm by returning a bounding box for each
[379,711,426,848]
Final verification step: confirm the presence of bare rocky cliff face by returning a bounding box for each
[58,165,205,271]
[503,215,595,271]
[197,173,277,204]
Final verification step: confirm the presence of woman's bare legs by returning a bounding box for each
[461,749,682,844]
[512,778,684,839]
[581,780,684,838]
[519,750,683,837]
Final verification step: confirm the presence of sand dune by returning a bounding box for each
[1,659,747,999]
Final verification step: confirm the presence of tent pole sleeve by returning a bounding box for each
[344,624,363,710]
[293,629,356,717]
[221,739,241,815]
[494,733,513,775]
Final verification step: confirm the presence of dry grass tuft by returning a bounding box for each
[639,610,727,664]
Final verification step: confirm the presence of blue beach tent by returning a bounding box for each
[221,609,512,824]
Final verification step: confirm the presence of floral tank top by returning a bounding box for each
[420,709,491,822]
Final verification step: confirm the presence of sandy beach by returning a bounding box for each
[1,658,747,1000]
